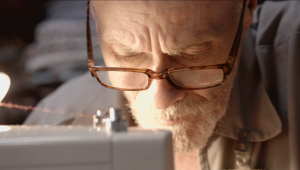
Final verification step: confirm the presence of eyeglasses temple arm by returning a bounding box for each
[87,0,95,67]
[226,0,247,73]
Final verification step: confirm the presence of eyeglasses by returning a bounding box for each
[86,0,246,91]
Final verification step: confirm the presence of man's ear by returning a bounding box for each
[242,0,258,37]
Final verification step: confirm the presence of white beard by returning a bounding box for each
[126,87,230,153]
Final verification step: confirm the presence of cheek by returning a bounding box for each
[98,39,116,67]
[193,89,214,101]
[125,89,155,108]
[207,40,230,65]
[124,91,140,103]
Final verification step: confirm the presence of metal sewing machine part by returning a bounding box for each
[0,108,174,170]
[93,107,128,132]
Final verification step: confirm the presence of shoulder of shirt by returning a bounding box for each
[251,1,300,46]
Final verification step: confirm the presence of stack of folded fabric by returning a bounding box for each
[23,1,103,85]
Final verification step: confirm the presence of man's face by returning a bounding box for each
[93,1,248,153]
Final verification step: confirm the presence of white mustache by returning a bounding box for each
[130,93,223,121]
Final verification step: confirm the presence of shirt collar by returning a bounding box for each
[214,30,282,142]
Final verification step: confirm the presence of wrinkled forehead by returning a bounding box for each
[92,1,240,44]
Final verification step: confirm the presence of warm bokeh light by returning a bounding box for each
[0,72,10,102]
[0,126,11,132]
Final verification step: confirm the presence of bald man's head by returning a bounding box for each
[91,0,257,152]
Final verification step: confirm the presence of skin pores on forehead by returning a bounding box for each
[92,1,242,152]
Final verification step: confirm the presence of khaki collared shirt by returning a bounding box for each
[202,2,300,169]
[25,1,300,169]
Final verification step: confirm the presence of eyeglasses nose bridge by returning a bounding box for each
[151,71,169,79]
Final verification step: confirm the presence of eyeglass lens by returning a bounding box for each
[169,69,224,88]
[96,69,224,90]
[96,71,149,90]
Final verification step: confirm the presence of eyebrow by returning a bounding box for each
[168,27,220,55]
[167,39,212,56]
[105,33,214,56]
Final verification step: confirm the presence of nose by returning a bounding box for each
[145,79,185,109]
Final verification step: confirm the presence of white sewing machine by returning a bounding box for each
[0,109,174,170]
[0,74,174,170]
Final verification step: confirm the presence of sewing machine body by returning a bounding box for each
[0,126,174,170]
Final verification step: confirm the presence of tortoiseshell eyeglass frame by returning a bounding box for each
[86,0,247,91]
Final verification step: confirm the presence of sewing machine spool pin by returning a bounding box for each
[93,107,128,132]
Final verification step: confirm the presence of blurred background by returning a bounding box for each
[0,1,102,124]
[0,0,266,125]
